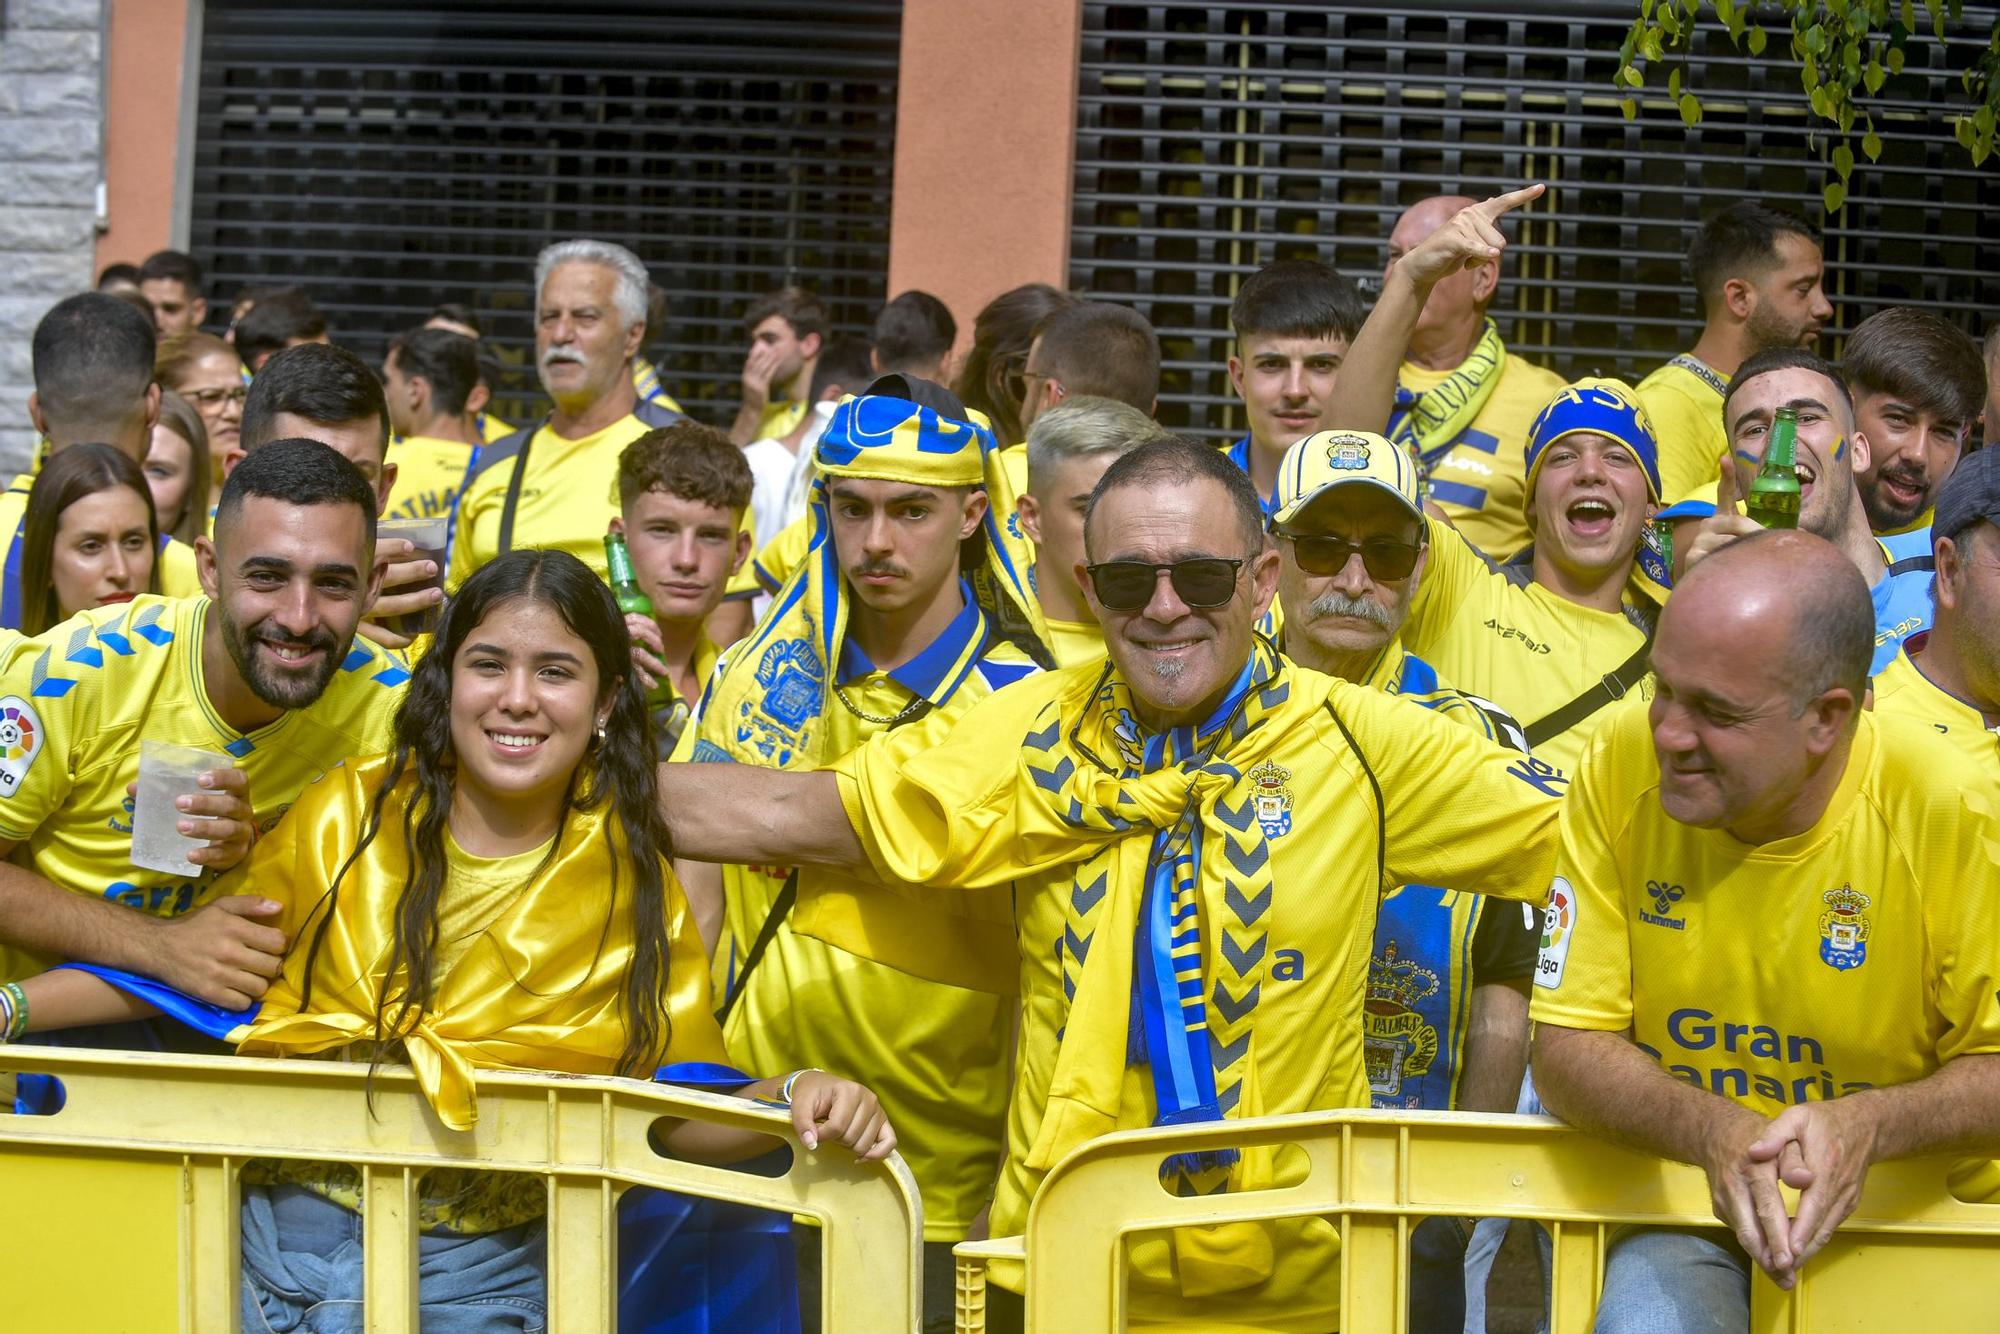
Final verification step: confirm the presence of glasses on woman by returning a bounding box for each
[1085,557,1245,612]
[183,385,248,409]
[1275,531,1424,581]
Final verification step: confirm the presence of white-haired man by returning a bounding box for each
[449,239,682,585]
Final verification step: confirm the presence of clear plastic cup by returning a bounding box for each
[131,741,229,877]
[375,516,450,637]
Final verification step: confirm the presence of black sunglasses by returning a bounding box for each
[1276,531,1424,581]
[1085,557,1245,613]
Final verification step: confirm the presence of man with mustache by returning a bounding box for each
[1844,307,1986,544]
[448,239,683,588]
[1664,350,1935,673]
[1267,427,1550,1332]
[1636,203,1833,504]
[674,379,1047,1331]
[0,441,404,1018]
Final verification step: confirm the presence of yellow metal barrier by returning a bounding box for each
[0,1046,923,1333]
[957,1109,2000,1332]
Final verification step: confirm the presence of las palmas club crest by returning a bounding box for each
[1818,885,1872,971]
[1246,760,1292,838]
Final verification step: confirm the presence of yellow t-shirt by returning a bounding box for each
[1402,517,1649,774]
[1635,356,1729,504]
[1402,352,1567,561]
[759,399,808,441]
[0,470,36,630]
[1042,615,1105,669]
[0,596,406,981]
[1531,707,2000,1120]
[813,664,1560,1329]
[385,434,476,522]
[477,413,514,444]
[448,404,677,588]
[745,512,813,598]
[158,537,202,599]
[692,605,1037,1242]
[1872,645,2000,770]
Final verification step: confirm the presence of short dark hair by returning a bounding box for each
[215,437,378,544]
[1842,306,1986,429]
[138,250,204,297]
[386,326,480,417]
[19,443,158,636]
[1033,302,1160,414]
[617,421,754,513]
[872,291,957,374]
[232,286,328,367]
[426,302,482,336]
[97,262,142,290]
[1723,347,1854,427]
[31,293,158,439]
[1085,433,1265,559]
[1230,259,1368,343]
[1687,203,1820,315]
[241,343,390,456]
[743,286,828,343]
[809,336,876,401]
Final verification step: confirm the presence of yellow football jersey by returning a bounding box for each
[692,600,1038,1242]
[632,356,687,415]
[477,412,514,444]
[158,537,203,599]
[1403,353,1566,561]
[1531,707,2000,1118]
[1872,645,2000,770]
[758,398,808,441]
[1635,356,1729,505]
[0,470,37,630]
[744,511,812,598]
[448,401,680,588]
[1042,615,1105,669]
[0,595,407,982]
[384,434,475,522]
[1401,517,1649,774]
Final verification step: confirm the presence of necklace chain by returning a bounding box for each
[832,681,927,726]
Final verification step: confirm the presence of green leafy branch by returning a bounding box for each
[1616,0,2000,211]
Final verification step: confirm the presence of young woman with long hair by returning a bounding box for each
[16,442,159,636]
[11,548,893,1329]
[143,388,214,546]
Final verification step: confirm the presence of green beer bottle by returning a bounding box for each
[604,531,654,616]
[1745,406,1801,530]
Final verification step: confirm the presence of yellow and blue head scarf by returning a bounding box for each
[1524,378,1662,503]
[703,393,1049,771]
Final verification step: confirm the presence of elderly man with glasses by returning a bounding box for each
[657,433,1563,1332]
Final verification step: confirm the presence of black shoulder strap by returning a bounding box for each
[1522,631,1654,749]
[711,694,937,1024]
[496,434,533,556]
[1322,698,1387,894]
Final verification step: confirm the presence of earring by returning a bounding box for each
[595,718,609,743]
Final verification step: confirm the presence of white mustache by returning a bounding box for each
[541,348,587,368]
[1305,592,1394,629]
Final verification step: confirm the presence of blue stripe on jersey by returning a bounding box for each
[1428,480,1488,510]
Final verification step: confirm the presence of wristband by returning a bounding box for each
[0,985,13,1045]
[780,1067,825,1106]
[1,981,26,1042]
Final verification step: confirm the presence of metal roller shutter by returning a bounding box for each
[1072,2,2000,438]
[189,0,901,426]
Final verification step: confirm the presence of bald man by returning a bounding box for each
[1530,530,2000,1331]
[1382,195,1566,559]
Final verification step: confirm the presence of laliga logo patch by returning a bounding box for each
[1534,877,1577,989]
[1818,885,1871,971]
[1324,435,1372,470]
[0,696,41,798]
[1246,760,1293,838]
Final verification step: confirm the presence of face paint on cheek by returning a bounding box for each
[1829,435,1847,463]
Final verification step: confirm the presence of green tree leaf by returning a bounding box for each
[1834,142,1856,176]
[1824,181,1847,211]
[1621,96,1639,121]
[1887,44,1906,72]
[1669,66,1682,98]
[1863,127,1884,158]
[1680,92,1704,125]
[1748,24,1769,53]
[1865,57,1887,91]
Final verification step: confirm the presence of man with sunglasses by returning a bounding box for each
[1336,185,1663,775]
[1269,426,1550,1333]
[658,434,1564,1332]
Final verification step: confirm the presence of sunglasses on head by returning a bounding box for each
[1085,557,1245,613]
[1275,530,1424,581]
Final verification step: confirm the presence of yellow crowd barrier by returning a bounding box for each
[956,1108,2000,1332]
[0,1045,923,1332]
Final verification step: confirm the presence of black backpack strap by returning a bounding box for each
[496,435,533,556]
[1522,632,1654,750]
[1321,698,1387,893]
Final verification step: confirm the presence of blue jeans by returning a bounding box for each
[239,1183,547,1333]
[1592,1228,1749,1334]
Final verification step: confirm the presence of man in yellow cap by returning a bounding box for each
[1336,185,1663,774]
[676,379,1046,1332]
[660,433,1565,1332]
[1269,427,1553,1332]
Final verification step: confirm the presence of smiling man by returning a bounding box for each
[655,433,1564,1332]
[0,441,406,1012]
[1842,306,1986,543]
[1335,186,1663,774]
[1223,259,1369,512]
[449,239,683,587]
[1532,530,2000,1330]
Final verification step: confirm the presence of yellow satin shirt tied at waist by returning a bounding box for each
[795,650,1561,1332]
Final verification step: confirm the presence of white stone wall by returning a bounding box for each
[0,0,105,472]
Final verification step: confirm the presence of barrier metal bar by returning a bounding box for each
[0,1046,924,1334]
[958,1108,2000,1332]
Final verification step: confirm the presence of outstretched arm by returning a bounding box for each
[1328,183,1547,435]
[657,763,863,868]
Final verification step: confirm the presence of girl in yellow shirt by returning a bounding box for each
[10,548,893,1329]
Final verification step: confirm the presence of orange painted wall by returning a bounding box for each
[95,0,193,272]
[886,0,1081,355]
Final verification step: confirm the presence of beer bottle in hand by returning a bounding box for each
[1746,406,1801,530]
[604,532,654,616]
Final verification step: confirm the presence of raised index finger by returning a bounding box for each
[1473,182,1547,222]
